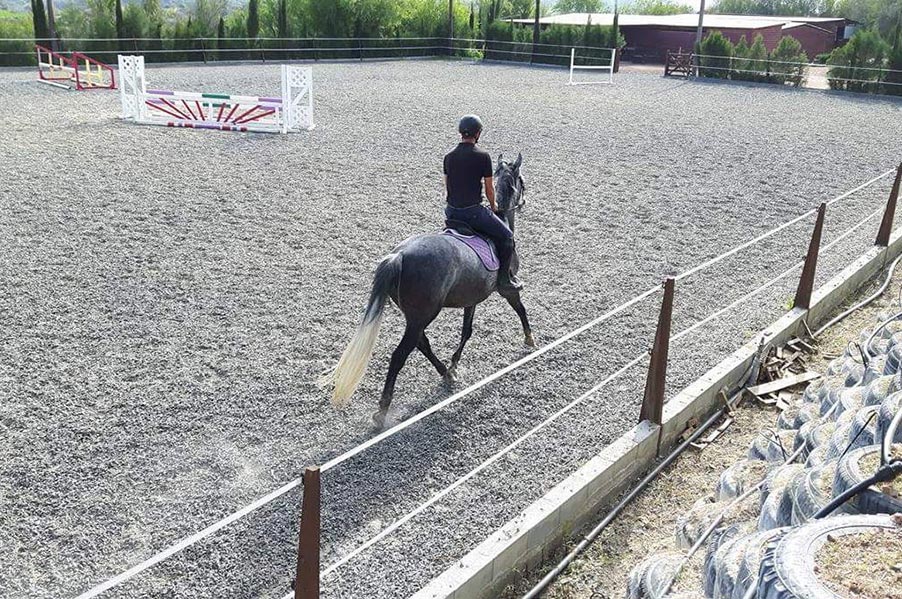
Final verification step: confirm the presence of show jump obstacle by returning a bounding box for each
[117,55,314,134]
[568,47,615,85]
[36,45,116,90]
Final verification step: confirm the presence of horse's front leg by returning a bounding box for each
[505,294,535,347]
[449,306,476,375]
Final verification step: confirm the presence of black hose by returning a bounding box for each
[813,461,902,519]
[812,254,902,339]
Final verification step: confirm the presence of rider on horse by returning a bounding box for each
[443,115,522,294]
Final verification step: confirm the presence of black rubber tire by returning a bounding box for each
[777,404,800,431]
[805,420,836,454]
[833,444,902,515]
[675,496,717,550]
[792,421,815,456]
[861,357,888,385]
[792,403,819,429]
[847,405,879,452]
[876,392,902,443]
[790,460,840,526]
[731,528,788,599]
[801,379,823,404]
[755,514,898,599]
[628,553,655,599]
[822,420,853,461]
[704,523,749,597]
[643,552,684,599]
[716,459,771,502]
[715,527,756,599]
[803,444,827,468]
[832,387,865,421]
[758,465,805,531]
[765,430,797,463]
[864,373,899,405]
[883,344,902,374]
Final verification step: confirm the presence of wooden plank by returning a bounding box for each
[747,371,820,396]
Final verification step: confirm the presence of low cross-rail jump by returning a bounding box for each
[320,115,534,427]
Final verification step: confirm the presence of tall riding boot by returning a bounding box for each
[497,241,522,294]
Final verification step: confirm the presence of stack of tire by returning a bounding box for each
[626,314,902,599]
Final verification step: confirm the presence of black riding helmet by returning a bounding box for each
[458,114,483,138]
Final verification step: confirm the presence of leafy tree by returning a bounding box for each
[247,0,259,39]
[710,0,832,16]
[194,0,228,36]
[885,30,902,95]
[697,30,733,78]
[770,35,808,86]
[121,2,148,40]
[552,0,607,13]
[622,0,693,15]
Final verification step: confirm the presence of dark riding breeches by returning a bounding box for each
[444,204,514,257]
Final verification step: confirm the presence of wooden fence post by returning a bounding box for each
[793,203,826,310]
[876,163,902,247]
[639,277,675,433]
[294,466,321,599]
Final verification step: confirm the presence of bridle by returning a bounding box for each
[496,166,526,213]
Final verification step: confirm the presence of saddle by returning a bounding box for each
[443,219,500,271]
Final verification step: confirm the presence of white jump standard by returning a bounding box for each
[117,55,314,134]
[568,47,616,86]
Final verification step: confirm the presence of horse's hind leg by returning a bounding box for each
[417,333,450,380]
[450,306,476,373]
[374,323,422,428]
[505,294,536,347]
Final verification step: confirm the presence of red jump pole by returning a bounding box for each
[876,163,902,247]
[294,466,321,599]
[639,277,675,436]
[793,203,826,311]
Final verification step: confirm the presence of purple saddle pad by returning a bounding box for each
[443,229,500,271]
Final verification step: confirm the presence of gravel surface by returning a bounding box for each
[1,59,901,598]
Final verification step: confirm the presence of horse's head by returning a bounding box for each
[494,153,525,214]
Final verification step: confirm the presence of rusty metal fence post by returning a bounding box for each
[793,202,826,310]
[294,466,321,599]
[876,163,902,247]
[638,277,675,433]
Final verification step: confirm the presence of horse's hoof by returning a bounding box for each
[443,370,457,386]
[525,333,536,348]
[372,410,387,429]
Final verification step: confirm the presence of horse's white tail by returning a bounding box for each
[318,253,402,408]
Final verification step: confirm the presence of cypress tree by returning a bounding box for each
[32,0,50,45]
[247,0,259,40]
[217,16,225,61]
[115,0,125,48]
[45,0,57,51]
[277,0,288,38]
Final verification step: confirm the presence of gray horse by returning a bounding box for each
[320,153,534,426]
